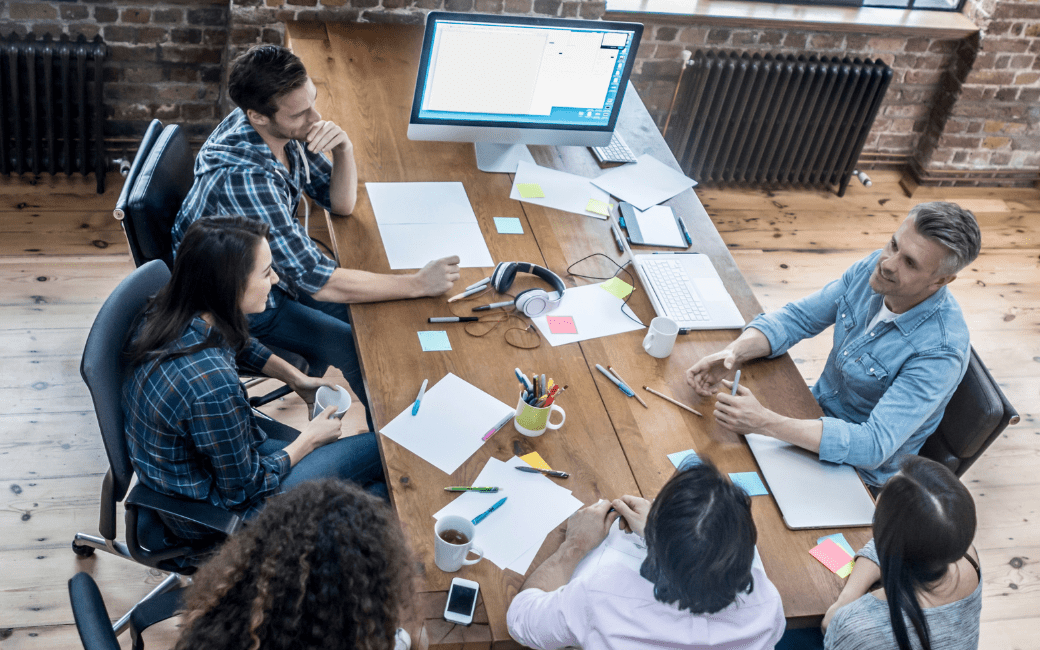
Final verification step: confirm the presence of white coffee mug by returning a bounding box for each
[434,515,484,572]
[642,316,680,358]
[312,385,352,419]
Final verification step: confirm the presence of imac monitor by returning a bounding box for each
[408,12,643,172]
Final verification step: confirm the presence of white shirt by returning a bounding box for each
[506,521,785,650]
[866,300,898,335]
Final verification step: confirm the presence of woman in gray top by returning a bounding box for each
[822,456,981,650]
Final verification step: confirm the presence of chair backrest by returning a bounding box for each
[919,346,1019,477]
[80,261,172,501]
[114,119,164,268]
[117,124,195,268]
[68,573,120,650]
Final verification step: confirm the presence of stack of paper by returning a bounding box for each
[530,281,644,346]
[510,161,612,220]
[434,456,584,574]
[591,154,697,211]
[379,373,513,475]
[366,182,494,269]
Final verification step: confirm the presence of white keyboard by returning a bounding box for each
[591,132,637,164]
[641,259,710,322]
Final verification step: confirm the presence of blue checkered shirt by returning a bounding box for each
[173,108,337,305]
[122,317,288,540]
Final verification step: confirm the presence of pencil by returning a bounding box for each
[608,366,648,409]
[642,386,703,417]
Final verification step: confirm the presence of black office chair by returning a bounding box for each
[69,572,184,650]
[72,260,242,636]
[919,346,1019,477]
[112,120,325,408]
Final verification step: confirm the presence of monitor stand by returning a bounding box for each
[474,143,535,173]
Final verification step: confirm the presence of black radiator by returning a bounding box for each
[665,51,892,196]
[0,34,107,193]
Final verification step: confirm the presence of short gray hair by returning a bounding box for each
[907,202,981,275]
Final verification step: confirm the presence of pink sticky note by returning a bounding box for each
[809,539,854,574]
[547,315,578,334]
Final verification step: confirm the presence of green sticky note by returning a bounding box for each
[586,198,611,216]
[600,277,634,300]
[517,183,545,198]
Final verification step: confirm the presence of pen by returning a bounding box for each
[472,497,507,525]
[610,224,625,253]
[607,366,648,409]
[472,299,515,312]
[515,368,533,393]
[643,385,703,416]
[411,378,428,416]
[447,284,488,303]
[465,277,490,291]
[515,466,569,479]
[595,363,634,397]
[481,412,514,442]
[428,316,479,323]
[445,486,500,493]
[676,216,693,246]
[731,369,741,396]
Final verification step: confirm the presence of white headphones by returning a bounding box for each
[489,261,566,318]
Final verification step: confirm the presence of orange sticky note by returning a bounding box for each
[809,539,854,574]
[520,451,552,471]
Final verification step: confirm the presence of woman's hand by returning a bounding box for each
[289,376,340,417]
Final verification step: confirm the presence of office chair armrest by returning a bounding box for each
[130,585,186,644]
[126,485,243,536]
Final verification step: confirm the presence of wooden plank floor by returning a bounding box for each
[0,170,1036,649]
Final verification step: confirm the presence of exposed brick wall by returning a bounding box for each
[0,0,231,144]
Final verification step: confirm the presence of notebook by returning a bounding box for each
[745,433,876,530]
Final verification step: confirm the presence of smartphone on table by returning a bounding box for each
[443,577,480,626]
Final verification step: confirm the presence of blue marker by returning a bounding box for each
[412,378,428,416]
[515,368,533,393]
[472,497,507,525]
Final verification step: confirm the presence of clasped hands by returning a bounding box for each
[685,348,774,435]
[559,495,653,558]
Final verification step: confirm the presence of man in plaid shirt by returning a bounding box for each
[174,46,460,431]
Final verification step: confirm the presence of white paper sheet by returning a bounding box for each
[433,456,584,571]
[510,160,612,220]
[366,182,493,269]
[591,154,698,211]
[631,205,686,248]
[379,373,514,475]
[531,282,645,346]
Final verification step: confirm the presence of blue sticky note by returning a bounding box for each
[667,449,701,469]
[729,472,769,496]
[494,217,524,234]
[417,330,452,352]
[817,533,856,559]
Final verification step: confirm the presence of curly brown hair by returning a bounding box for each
[175,480,417,650]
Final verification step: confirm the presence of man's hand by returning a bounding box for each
[610,495,651,537]
[713,379,774,435]
[686,349,739,397]
[306,120,352,155]
[414,256,461,297]
[561,500,619,557]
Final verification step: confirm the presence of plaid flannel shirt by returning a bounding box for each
[122,317,288,540]
[173,108,337,305]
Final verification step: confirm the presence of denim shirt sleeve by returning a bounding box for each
[748,264,855,358]
[817,346,965,469]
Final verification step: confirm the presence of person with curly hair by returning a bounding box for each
[176,479,428,650]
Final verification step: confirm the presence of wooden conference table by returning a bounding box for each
[287,22,871,648]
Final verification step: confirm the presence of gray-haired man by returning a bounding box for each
[686,202,982,487]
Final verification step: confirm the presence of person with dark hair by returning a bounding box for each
[123,216,385,541]
[820,455,980,649]
[687,202,982,487]
[506,458,784,649]
[173,45,461,432]
[175,479,428,650]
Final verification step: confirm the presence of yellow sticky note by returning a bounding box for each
[520,451,552,471]
[517,183,545,198]
[837,560,855,579]
[600,276,634,300]
[586,198,611,216]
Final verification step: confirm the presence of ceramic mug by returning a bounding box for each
[514,395,566,437]
[434,515,484,572]
[312,385,352,419]
[642,316,679,358]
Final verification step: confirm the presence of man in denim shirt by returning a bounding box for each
[686,202,981,487]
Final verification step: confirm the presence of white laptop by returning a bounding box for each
[746,434,876,529]
[629,251,745,330]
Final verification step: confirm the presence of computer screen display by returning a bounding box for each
[410,13,642,136]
